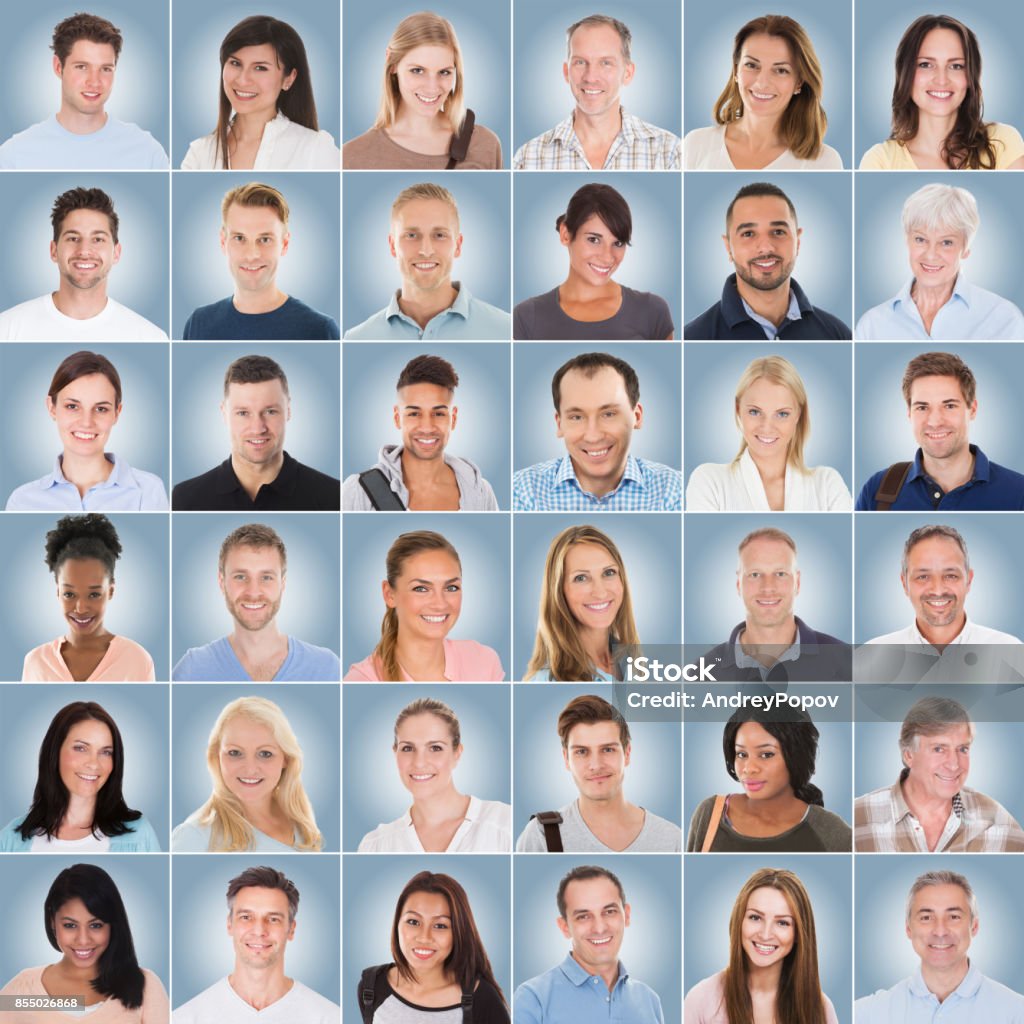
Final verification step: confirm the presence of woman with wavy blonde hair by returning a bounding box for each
[526,525,639,682]
[686,355,851,511]
[171,696,322,852]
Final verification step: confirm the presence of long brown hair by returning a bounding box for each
[890,15,997,168]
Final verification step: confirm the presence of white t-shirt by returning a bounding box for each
[865,619,1022,646]
[0,294,166,340]
[173,977,339,1023]
[181,113,340,170]
[684,123,843,169]
[0,115,168,169]
[358,796,512,852]
[30,831,111,852]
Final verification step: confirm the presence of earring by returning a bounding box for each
[794,88,802,94]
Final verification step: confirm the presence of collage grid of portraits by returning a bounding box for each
[1,0,1024,1021]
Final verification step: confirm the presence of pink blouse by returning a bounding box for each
[21,635,156,682]
[685,971,838,1024]
[0,966,168,1023]
[345,638,505,682]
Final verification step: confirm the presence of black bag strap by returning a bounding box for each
[446,108,476,168]
[358,469,406,511]
[461,990,475,1023]
[874,461,913,511]
[531,811,564,852]
[359,963,474,1023]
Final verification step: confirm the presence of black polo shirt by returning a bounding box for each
[172,451,340,510]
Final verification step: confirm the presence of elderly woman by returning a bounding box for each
[856,184,1024,340]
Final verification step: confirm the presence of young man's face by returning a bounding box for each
[389,198,462,296]
[222,379,290,470]
[394,382,457,462]
[50,208,120,291]
[219,544,286,633]
[220,203,290,295]
[562,720,630,803]
[908,375,976,464]
[54,39,116,117]
[563,23,634,118]
[723,195,801,293]
[227,887,295,971]
[557,876,630,974]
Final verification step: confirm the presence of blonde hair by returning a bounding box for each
[199,697,322,852]
[733,356,810,473]
[374,12,466,134]
[391,182,459,225]
[221,182,290,227]
[526,525,639,681]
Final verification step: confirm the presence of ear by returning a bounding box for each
[285,399,291,422]
[453,743,463,766]
[632,402,643,431]
[555,410,564,439]
[556,915,570,940]
[970,915,979,938]
[902,745,913,770]
[53,55,63,79]
[965,568,974,593]
[722,233,734,265]
[107,581,116,601]
[382,579,396,609]
[50,240,58,264]
[795,226,803,254]
[558,222,572,248]
[220,401,228,428]
[453,233,463,259]
[286,917,296,941]
[111,242,121,267]
[562,746,571,771]
[280,231,290,257]
[562,61,570,85]
[218,570,227,597]
[388,233,398,259]
[900,572,909,598]
[393,404,401,431]
[623,743,631,767]
[794,569,801,597]
[46,395,57,420]
[623,903,631,927]
[622,61,635,86]
[282,68,298,92]
[220,226,227,254]
[450,405,458,431]
[112,403,123,426]
[968,399,978,421]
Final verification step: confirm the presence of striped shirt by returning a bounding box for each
[513,109,681,170]
[854,778,1024,852]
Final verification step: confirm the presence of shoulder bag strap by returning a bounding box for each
[532,811,564,852]
[874,461,913,511]
[701,795,727,853]
[446,108,476,168]
[358,468,406,511]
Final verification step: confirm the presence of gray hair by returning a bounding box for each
[901,184,979,251]
[901,525,969,578]
[905,870,978,923]
[566,14,632,62]
[899,697,975,758]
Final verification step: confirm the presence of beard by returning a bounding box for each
[734,255,794,292]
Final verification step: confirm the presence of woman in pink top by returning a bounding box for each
[21,514,155,682]
[684,868,838,1024]
[345,530,504,682]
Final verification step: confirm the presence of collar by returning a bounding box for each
[890,776,965,824]
[385,282,470,324]
[46,453,123,490]
[896,272,974,311]
[907,445,990,485]
[740,288,802,336]
[214,451,297,495]
[558,953,626,989]
[229,110,289,135]
[908,962,982,1000]
[725,616,816,664]
[909,615,972,647]
[720,274,813,329]
[555,108,650,145]
[555,453,644,494]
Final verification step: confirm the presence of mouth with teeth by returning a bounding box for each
[412,261,440,272]
[748,90,777,101]
[70,948,98,961]
[415,93,442,105]
[71,430,99,441]
[919,262,949,274]
[420,614,449,624]
[926,90,954,100]
[80,92,102,100]
[587,262,615,277]
[67,614,98,629]
[580,445,612,461]
[233,90,258,99]
[244,437,272,450]
[237,777,264,787]
[753,433,781,446]
[238,264,267,275]
[588,936,613,947]
[409,773,436,782]
[751,941,780,956]
[750,256,782,271]
[71,260,100,270]
[411,947,438,959]
[584,601,613,613]
[75,773,100,783]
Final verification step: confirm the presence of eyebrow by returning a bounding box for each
[915,904,966,914]
[747,906,793,920]
[61,229,109,237]
[735,741,778,748]
[734,220,791,231]
[561,402,623,414]
[571,903,620,916]
[917,52,964,61]
[567,563,617,575]
[404,403,450,411]
[409,576,461,585]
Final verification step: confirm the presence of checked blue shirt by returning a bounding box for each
[513,454,681,511]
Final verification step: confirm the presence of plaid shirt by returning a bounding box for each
[513,109,681,170]
[854,778,1024,852]
[513,454,681,511]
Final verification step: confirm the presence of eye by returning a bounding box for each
[571,573,588,583]
[444,583,461,592]
[736,750,747,760]
[398,744,413,753]
[612,240,626,248]
[225,748,242,758]
[433,921,450,929]
[759,751,776,760]
[257,750,274,759]
[776,411,790,419]
[603,567,618,578]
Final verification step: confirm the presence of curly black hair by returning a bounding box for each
[44,514,122,579]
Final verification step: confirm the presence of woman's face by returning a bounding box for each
[394,713,462,799]
[397,891,454,972]
[737,377,800,461]
[47,374,121,460]
[733,721,793,801]
[57,558,113,639]
[218,717,286,807]
[911,27,969,117]
[906,225,966,292]
[383,550,462,644]
[562,543,624,634]
[560,214,626,288]
[222,43,297,120]
[59,718,114,802]
[734,33,801,119]
[740,886,796,970]
[52,897,110,974]
[393,44,456,120]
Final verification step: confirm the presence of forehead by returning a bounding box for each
[905,535,966,571]
[563,876,621,914]
[396,549,460,580]
[729,195,795,231]
[735,720,780,747]
[231,886,289,916]
[392,197,459,233]
[225,378,288,407]
[58,208,113,237]
[918,27,965,57]
[221,716,277,748]
[224,203,286,235]
[914,723,973,748]
[566,719,622,748]
[739,537,796,570]
[58,557,110,585]
[55,896,103,922]
[63,39,117,65]
[558,365,630,409]
[63,719,114,747]
[228,43,281,66]
[909,375,967,403]
[740,377,796,407]
[398,44,455,69]
[746,886,793,917]
[222,544,284,575]
[396,712,454,743]
[564,542,616,575]
[401,891,451,918]
[910,882,969,915]
[397,381,453,407]
[55,373,117,403]
[569,23,626,58]
[739,33,794,63]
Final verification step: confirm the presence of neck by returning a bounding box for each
[409,783,467,824]
[64,627,112,651]
[230,108,276,140]
[577,790,631,821]
[56,105,107,136]
[60,450,113,495]
[571,951,619,991]
[232,286,288,315]
[62,793,98,830]
[570,454,627,499]
[400,448,450,485]
[560,268,619,303]
[919,445,974,493]
[911,276,957,313]
[52,282,109,320]
[578,625,614,674]
[738,787,805,823]
[733,110,784,148]
[231,452,285,500]
[229,965,292,1009]
[398,281,458,329]
[747,446,788,483]
[901,773,955,822]
[394,634,447,680]
[229,621,284,657]
[734,275,792,327]
[393,104,451,140]
[914,110,959,157]
[740,617,797,648]
[746,958,784,993]
[572,104,623,143]
[921,959,970,1003]
[916,613,967,650]
[402,961,452,994]
[241,798,284,834]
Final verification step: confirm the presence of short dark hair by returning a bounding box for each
[397,354,459,392]
[902,524,969,577]
[552,352,640,411]
[566,15,632,61]
[226,866,299,921]
[901,352,976,407]
[51,12,123,65]
[223,355,289,398]
[219,523,287,576]
[556,865,626,919]
[725,182,798,230]
[556,183,632,245]
[557,694,631,750]
[48,351,122,407]
[45,513,122,580]
[51,188,119,244]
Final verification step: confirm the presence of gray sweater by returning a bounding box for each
[686,795,852,852]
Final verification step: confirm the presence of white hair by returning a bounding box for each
[905,871,978,923]
[901,184,979,250]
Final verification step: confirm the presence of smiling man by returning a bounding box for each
[684,182,851,339]
[344,182,510,340]
[854,870,1024,1021]
[0,13,167,169]
[173,866,340,1023]
[172,523,340,682]
[856,352,1024,510]
[0,187,166,340]
[513,352,681,511]
[516,694,681,852]
[513,14,680,170]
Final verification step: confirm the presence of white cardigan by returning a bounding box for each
[683,123,843,169]
[686,449,851,511]
[181,111,340,169]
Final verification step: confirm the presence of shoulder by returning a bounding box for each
[684,301,725,339]
[174,978,230,1018]
[806,805,852,849]
[685,463,732,510]
[342,307,391,339]
[988,122,1024,165]
[172,463,224,508]
[685,971,726,1016]
[513,289,558,337]
[183,297,232,329]
[172,639,229,682]
[280,297,339,337]
[809,465,852,509]
[172,812,212,853]
[683,125,725,167]
[515,815,545,851]
[466,121,502,168]
[140,967,169,1006]
[344,653,380,681]
[803,300,851,337]
[0,815,30,850]
[859,140,900,169]
[0,120,51,166]
[22,640,61,681]
[5,475,52,511]
[854,467,888,511]
[446,639,504,681]
[0,966,46,995]
[687,796,717,838]
[182,133,216,169]
[812,142,843,169]
[287,980,341,1016]
[471,976,508,1015]
[854,300,896,339]
[116,814,160,851]
[512,124,564,167]
[357,815,407,853]
[287,637,341,679]
[342,128,385,167]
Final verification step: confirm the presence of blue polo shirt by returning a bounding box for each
[855,445,1024,510]
[514,954,664,1023]
[344,282,510,340]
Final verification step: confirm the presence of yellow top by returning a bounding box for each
[859,122,1024,169]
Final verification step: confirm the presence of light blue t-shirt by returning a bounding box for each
[344,283,511,340]
[171,810,298,852]
[172,635,340,682]
[6,453,168,511]
[0,115,168,169]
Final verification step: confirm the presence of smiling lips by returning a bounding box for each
[70,948,98,960]
[411,947,437,959]
[581,445,612,461]
[751,940,779,956]
[751,256,781,271]
[237,776,264,786]
[415,92,442,105]
[68,614,97,629]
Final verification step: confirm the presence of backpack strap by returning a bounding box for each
[531,811,564,852]
[460,989,474,1024]
[701,794,727,853]
[873,461,913,511]
[359,964,391,1023]
[358,469,406,511]
[446,108,476,168]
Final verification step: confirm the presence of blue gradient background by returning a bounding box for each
[0,342,170,506]
[0,3,170,152]
[342,0,511,160]
[855,854,1021,996]
[513,513,682,679]
[170,172,340,339]
[0,512,169,682]
[343,854,510,1019]
[684,341,853,492]
[171,341,340,487]
[512,682,682,842]
[513,342,681,473]
[0,173,169,332]
[513,0,681,148]
[684,854,851,1024]
[341,172,511,330]
[172,853,340,1006]
[854,0,1024,165]
[171,0,340,166]
[514,855,681,1024]
[171,683,340,851]
[684,1,853,168]
[343,683,511,851]
[342,513,511,677]
[683,171,853,333]
[343,342,510,508]
[853,513,1023,643]
[0,683,170,848]
[170,512,340,670]
[0,856,169,990]
[512,172,682,331]
[683,513,852,643]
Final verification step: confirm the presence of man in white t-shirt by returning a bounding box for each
[0,186,166,340]
[0,12,168,169]
[173,865,340,1023]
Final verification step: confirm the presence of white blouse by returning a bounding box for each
[357,796,512,853]
[181,112,340,170]
[684,123,843,169]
